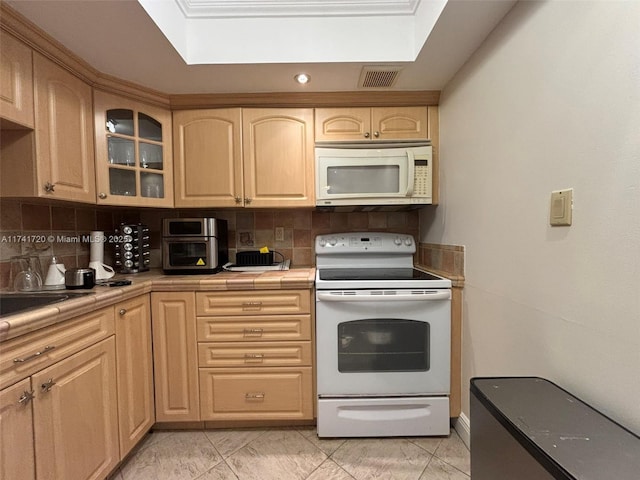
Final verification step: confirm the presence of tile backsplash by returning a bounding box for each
[0,199,420,289]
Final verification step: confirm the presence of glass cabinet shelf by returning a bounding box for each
[103,108,165,201]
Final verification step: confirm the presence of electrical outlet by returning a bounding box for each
[275,227,284,242]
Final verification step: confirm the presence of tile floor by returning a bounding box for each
[110,427,470,480]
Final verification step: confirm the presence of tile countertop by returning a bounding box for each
[0,268,316,343]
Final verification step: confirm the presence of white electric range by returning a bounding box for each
[314,232,452,437]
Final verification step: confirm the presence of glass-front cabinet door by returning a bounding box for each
[94,91,173,207]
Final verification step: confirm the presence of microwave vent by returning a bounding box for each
[358,66,402,89]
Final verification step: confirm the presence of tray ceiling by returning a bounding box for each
[5,0,517,94]
[138,0,445,64]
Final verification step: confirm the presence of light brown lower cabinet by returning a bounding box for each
[33,337,119,480]
[0,307,118,480]
[115,295,155,458]
[0,295,157,480]
[151,291,200,422]
[0,378,36,480]
[196,290,314,423]
[199,367,313,421]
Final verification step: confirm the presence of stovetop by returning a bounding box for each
[318,268,443,282]
[314,232,451,289]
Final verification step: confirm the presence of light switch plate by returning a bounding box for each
[550,188,573,226]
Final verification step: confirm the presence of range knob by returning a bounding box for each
[404,237,413,246]
[319,238,327,247]
[329,237,337,246]
[394,237,402,246]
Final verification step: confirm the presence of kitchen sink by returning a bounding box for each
[0,292,93,318]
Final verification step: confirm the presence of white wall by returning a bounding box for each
[421,0,640,434]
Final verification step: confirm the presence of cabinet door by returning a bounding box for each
[115,295,154,458]
[314,108,370,142]
[151,292,200,421]
[0,378,35,480]
[94,90,173,207]
[371,106,428,140]
[242,108,315,207]
[0,31,34,128]
[33,53,96,203]
[173,108,243,207]
[33,337,119,480]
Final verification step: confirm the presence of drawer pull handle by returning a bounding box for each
[244,353,264,362]
[41,378,56,393]
[245,392,265,400]
[18,390,35,405]
[13,345,56,364]
[242,301,263,311]
[243,328,263,337]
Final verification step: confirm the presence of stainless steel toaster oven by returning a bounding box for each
[162,218,228,274]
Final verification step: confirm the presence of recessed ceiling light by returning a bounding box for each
[294,73,311,84]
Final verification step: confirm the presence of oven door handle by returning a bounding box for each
[317,291,451,302]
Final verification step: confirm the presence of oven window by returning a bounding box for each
[337,319,429,372]
[168,242,208,266]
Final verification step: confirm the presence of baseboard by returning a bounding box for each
[454,413,471,449]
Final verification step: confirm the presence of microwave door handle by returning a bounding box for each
[405,150,415,196]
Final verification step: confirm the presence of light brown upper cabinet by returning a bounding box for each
[315,107,428,142]
[0,53,96,203]
[242,108,315,208]
[173,108,314,208]
[94,90,173,207]
[0,31,34,128]
[173,108,243,207]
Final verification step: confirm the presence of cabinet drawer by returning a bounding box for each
[196,290,310,316]
[198,341,312,368]
[0,307,115,390]
[199,367,313,420]
[197,315,311,342]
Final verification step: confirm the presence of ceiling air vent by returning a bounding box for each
[358,66,403,89]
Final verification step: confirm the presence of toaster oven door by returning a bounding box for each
[163,238,218,272]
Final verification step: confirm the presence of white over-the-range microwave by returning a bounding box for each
[315,142,432,207]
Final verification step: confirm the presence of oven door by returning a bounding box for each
[315,288,451,396]
[162,237,217,271]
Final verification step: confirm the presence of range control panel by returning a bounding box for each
[315,232,415,254]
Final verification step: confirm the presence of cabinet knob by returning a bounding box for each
[374,131,380,138]
[364,132,370,138]
[245,392,265,400]
[244,197,252,204]
[235,196,242,204]
[98,192,107,199]
[119,308,127,316]
[18,390,35,405]
[40,378,56,393]
[44,182,55,193]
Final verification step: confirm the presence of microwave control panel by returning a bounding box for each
[413,159,431,197]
